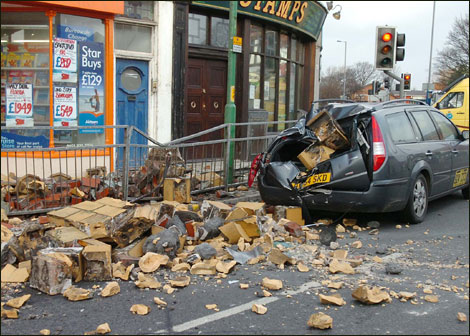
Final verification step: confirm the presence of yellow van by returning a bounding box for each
[434,77,469,131]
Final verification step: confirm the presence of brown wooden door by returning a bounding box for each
[185,58,227,158]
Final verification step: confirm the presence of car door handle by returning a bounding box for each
[425,151,433,157]
[452,149,458,154]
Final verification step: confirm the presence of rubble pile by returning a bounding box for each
[1,196,469,331]
[1,197,309,296]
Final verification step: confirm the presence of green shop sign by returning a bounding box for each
[192,1,327,40]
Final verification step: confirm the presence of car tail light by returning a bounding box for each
[372,115,386,171]
[248,153,263,187]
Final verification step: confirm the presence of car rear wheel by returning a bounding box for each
[403,174,428,224]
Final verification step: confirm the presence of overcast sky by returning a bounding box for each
[320,1,469,90]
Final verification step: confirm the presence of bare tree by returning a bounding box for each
[320,62,379,99]
[434,14,469,86]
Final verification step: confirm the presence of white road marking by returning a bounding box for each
[155,280,321,333]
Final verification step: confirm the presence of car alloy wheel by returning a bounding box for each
[413,178,427,218]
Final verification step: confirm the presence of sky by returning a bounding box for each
[320,1,469,90]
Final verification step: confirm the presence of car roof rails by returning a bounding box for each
[372,99,428,111]
[308,99,356,120]
[311,99,356,105]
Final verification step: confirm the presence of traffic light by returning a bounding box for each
[375,81,381,94]
[402,73,411,90]
[384,77,390,89]
[375,26,396,70]
[396,33,405,62]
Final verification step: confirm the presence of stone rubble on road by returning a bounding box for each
[1,194,469,333]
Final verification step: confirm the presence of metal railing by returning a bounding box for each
[1,120,297,216]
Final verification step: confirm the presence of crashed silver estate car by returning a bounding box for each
[250,99,469,224]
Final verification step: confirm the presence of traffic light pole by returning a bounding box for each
[384,70,404,99]
[224,1,237,185]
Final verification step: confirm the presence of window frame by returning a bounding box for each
[429,110,460,141]
[385,111,419,144]
[248,23,305,132]
[409,109,441,142]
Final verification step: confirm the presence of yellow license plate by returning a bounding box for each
[453,168,469,187]
[292,173,331,189]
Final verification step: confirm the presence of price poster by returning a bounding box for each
[53,86,77,126]
[6,83,34,127]
[78,41,104,134]
[53,38,77,83]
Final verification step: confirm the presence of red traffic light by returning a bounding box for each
[381,32,392,42]
[404,74,411,80]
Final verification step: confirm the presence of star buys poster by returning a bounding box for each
[78,41,104,134]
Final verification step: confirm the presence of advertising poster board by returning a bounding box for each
[6,83,34,127]
[53,86,77,127]
[58,24,95,42]
[53,38,77,83]
[78,41,104,134]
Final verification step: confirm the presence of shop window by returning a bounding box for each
[248,25,304,132]
[115,23,152,53]
[52,14,106,148]
[248,55,261,110]
[1,12,50,143]
[118,1,154,21]
[188,12,228,49]
[188,13,207,45]
[210,17,229,48]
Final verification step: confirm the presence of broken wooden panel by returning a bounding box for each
[82,244,112,281]
[29,251,73,295]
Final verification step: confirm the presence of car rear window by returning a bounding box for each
[410,110,440,141]
[386,112,417,143]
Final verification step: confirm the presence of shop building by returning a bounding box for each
[1,1,327,175]
[172,1,327,139]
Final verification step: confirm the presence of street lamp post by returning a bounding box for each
[337,40,347,99]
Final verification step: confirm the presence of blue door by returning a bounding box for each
[116,58,149,168]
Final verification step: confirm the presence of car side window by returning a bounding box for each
[440,92,464,109]
[410,110,440,141]
[385,112,417,143]
[431,111,459,140]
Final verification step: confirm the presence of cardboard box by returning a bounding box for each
[298,145,335,170]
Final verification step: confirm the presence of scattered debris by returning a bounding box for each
[252,304,268,315]
[101,282,120,297]
[352,286,391,304]
[457,312,467,322]
[319,293,346,306]
[130,304,150,315]
[63,286,93,301]
[424,295,439,303]
[307,312,333,329]
[262,277,283,290]
[6,294,31,309]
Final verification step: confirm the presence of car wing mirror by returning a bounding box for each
[462,130,469,140]
[435,102,440,109]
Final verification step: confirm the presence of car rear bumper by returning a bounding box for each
[258,173,409,213]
